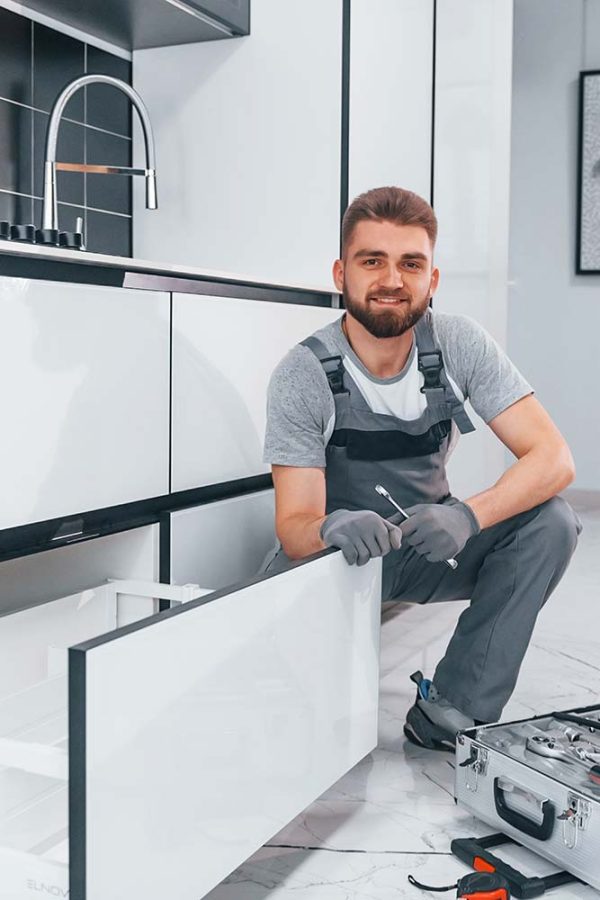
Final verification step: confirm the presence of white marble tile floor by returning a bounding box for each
[206,492,600,898]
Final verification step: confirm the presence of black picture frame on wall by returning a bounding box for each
[576,69,600,274]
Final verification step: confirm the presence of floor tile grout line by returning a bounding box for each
[263,843,453,856]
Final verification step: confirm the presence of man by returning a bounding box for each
[263,186,580,751]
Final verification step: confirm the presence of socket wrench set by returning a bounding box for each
[455,704,600,892]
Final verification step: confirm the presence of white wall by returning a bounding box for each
[132,0,343,289]
[509,0,600,490]
[348,0,433,201]
[434,0,514,498]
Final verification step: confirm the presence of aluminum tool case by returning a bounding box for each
[455,704,600,891]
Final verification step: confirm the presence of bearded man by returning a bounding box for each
[263,186,580,750]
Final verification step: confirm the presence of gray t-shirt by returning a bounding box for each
[263,312,533,468]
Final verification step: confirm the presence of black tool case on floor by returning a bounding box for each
[454,704,600,892]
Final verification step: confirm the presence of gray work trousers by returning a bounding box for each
[383,495,581,722]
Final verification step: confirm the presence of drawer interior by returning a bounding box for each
[0,570,212,893]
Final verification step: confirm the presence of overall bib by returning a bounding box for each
[270,312,581,721]
[301,309,475,523]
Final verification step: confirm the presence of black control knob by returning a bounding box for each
[10,223,36,243]
[0,220,10,240]
[36,227,60,246]
[58,230,84,250]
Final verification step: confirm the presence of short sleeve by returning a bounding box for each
[263,345,335,468]
[434,314,534,423]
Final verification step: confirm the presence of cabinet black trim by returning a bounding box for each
[430,0,437,209]
[0,252,336,306]
[0,253,125,286]
[340,0,351,248]
[159,511,171,611]
[0,474,273,562]
[69,646,87,900]
[124,272,335,306]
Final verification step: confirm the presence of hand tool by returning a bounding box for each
[375,483,458,569]
[408,870,511,898]
[451,834,580,897]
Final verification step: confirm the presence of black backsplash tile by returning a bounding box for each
[0,11,132,257]
[0,99,32,196]
[86,128,131,214]
[86,209,131,257]
[0,8,32,106]
[33,23,85,121]
[86,47,132,136]
[0,190,33,226]
[33,112,85,207]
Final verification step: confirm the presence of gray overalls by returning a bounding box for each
[273,312,581,721]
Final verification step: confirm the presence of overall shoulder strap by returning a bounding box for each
[300,334,348,396]
[414,312,476,435]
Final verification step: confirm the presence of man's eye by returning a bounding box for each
[404,262,421,270]
[364,259,380,266]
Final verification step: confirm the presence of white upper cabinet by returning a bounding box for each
[171,293,340,492]
[133,0,343,288]
[0,278,170,530]
[348,0,434,202]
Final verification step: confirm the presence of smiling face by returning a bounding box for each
[333,219,439,339]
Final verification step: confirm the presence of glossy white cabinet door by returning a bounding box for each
[171,294,340,491]
[74,552,381,900]
[0,278,170,530]
[349,0,434,201]
[170,490,276,591]
[133,0,342,288]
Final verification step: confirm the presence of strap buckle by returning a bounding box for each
[418,350,445,394]
[321,354,347,395]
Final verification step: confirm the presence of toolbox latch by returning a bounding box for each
[559,792,591,849]
[461,745,489,793]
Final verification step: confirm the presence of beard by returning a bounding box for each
[343,286,430,338]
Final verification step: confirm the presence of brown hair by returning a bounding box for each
[341,186,437,255]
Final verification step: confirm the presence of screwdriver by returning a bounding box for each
[375,483,458,570]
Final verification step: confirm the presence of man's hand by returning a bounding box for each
[321,509,402,566]
[398,502,480,562]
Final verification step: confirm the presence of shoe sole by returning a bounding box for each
[404,704,456,752]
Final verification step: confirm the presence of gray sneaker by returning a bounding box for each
[404,670,475,752]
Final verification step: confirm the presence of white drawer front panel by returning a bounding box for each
[171,294,339,492]
[0,278,170,529]
[79,553,381,900]
[170,490,276,591]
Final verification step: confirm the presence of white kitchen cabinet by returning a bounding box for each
[170,489,276,590]
[0,542,381,900]
[349,0,434,201]
[133,0,343,288]
[171,293,340,492]
[0,277,170,531]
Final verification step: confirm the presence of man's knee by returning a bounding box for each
[534,496,581,560]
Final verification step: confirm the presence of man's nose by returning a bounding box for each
[380,266,404,288]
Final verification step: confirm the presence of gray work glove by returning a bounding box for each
[397,501,480,562]
[320,509,403,566]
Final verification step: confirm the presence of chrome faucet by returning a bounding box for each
[41,75,157,246]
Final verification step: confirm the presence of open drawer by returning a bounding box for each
[0,548,381,900]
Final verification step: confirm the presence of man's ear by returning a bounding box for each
[429,266,440,296]
[332,258,344,293]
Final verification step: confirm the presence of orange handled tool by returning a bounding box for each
[408,870,510,899]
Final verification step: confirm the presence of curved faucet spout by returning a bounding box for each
[42,74,157,233]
